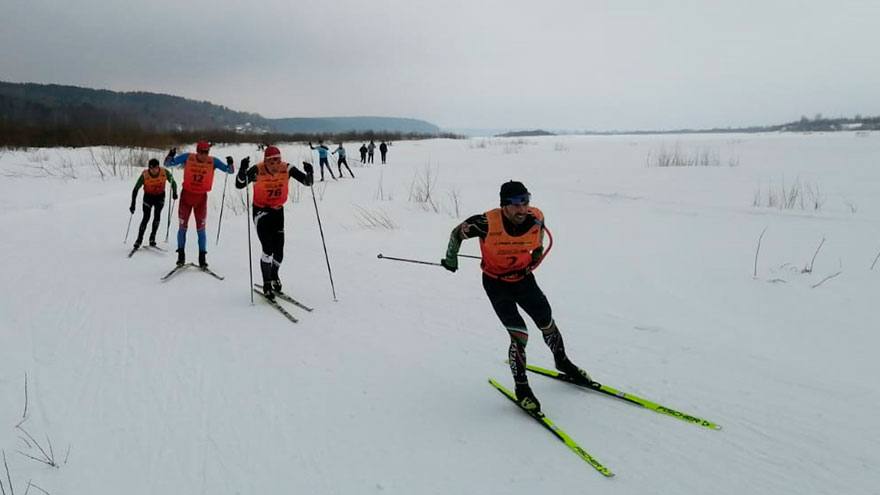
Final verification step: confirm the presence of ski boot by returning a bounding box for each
[555,358,594,386]
[514,383,541,413]
[176,249,185,266]
[198,251,208,268]
[262,282,275,301]
[270,279,283,294]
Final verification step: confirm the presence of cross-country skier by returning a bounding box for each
[359,143,368,163]
[236,146,314,300]
[129,158,178,248]
[309,140,337,181]
[440,180,592,412]
[367,140,376,164]
[379,141,389,164]
[164,141,234,267]
[332,142,355,178]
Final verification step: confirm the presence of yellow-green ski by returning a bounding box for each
[524,364,722,431]
[488,378,615,478]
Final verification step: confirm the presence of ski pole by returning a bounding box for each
[309,181,337,301]
[216,167,230,245]
[165,196,175,242]
[376,253,480,265]
[246,183,254,305]
[123,212,134,244]
[376,254,443,266]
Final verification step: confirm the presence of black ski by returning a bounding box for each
[160,263,188,281]
[127,246,139,258]
[187,263,225,280]
[254,285,313,311]
[252,289,299,323]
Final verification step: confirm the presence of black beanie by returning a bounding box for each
[148,158,160,167]
[499,180,530,206]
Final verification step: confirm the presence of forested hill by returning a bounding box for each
[0,81,440,135]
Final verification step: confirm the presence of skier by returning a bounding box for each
[236,146,314,300]
[359,143,368,164]
[332,142,355,178]
[367,140,376,164]
[164,141,235,267]
[379,141,389,164]
[309,140,337,181]
[129,158,178,248]
[440,180,591,412]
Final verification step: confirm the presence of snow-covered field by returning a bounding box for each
[0,132,878,494]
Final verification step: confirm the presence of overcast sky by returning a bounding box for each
[2,0,879,130]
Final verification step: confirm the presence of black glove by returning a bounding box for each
[129,204,135,214]
[239,157,250,174]
[226,156,233,166]
[303,162,314,174]
[440,258,458,273]
[172,190,178,200]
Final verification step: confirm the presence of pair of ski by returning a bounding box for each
[490,364,721,478]
[252,284,313,324]
[127,244,166,257]
[160,263,225,282]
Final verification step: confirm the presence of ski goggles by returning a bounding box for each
[502,193,531,206]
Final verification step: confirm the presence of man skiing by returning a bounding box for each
[129,158,178,249]
[332,142,355,178]
[309,140,337,181]
[359,143,368,164]
[440,180,592,412]
[164,141,234,267]
[236,146,314,300]
[366,140,376,164]
[379,141,389,164]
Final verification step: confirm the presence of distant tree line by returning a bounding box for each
[0,81,455,148]
[0,122,459,149]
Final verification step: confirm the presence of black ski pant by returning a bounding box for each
[137,193,165,245]
[380,151,387,163]
[318,157,336,180]
[367,151,374,164]
[253,206,285,285]
[337,156,354,178]
[360,151,366,163]
[482,273,569,385]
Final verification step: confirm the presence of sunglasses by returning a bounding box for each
[504,193,531,206]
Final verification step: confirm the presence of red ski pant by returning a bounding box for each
[178,189,208,230]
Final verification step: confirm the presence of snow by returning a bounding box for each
[1,133,878,494]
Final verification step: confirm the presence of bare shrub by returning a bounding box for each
[553,142,569,152]
[408,165,439,212]
[648,146,727,167]
[374,170,392,201]
[447,187,462,218]
[352,204,397,230]
[752,178,825,211]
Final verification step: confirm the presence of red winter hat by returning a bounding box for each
[264,146,281,160]
[196,141,211,152]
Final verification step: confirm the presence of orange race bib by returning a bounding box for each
[479,207,544,281]
[142,168,167,195]
[183,153,216,193]
[252,161,289,208]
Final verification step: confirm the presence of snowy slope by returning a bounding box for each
[0,133,878,494]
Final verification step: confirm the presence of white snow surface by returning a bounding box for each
[0,133,878,494]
